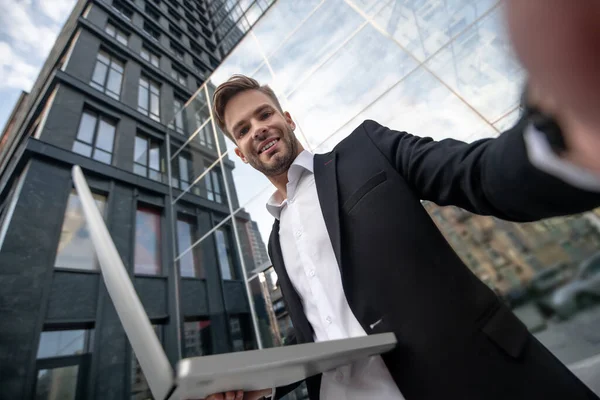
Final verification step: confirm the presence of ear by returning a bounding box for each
[234,147,248,163]
[283,111,296,131]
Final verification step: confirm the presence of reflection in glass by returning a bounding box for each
[183,320,212,357]
[55,191,106,270]
[426,6,525,122]
[177,217,203,278]
[229,315,256,352]
[205,167,223,204]
[35,366,79,400]
[37,330,91,359]
[373,0,498,62]
[134,207,161,275]
[288,24,417,149]
[267,0,364,97]
[251,0,323,58]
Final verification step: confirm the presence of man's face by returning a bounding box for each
[225,90,301,177]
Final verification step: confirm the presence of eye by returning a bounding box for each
[260,110,273,120]
[238,126,249,137]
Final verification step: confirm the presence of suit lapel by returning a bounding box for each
[269,220,313,342]
[314,152,343,272]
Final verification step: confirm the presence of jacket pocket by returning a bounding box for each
[342,171,387,213]
[481,304,529,358]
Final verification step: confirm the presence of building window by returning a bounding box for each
[216,227,236,280]
[171,42,185,60]
[188,24,199,38]
[131,325,162,399]
[112,0,133,20]
[171,68,187,86]
[193,60,206,77]
[229,315,255,352]
[138,76,160,121]
[195,110,213,148]
[205,166,223,203]
[35,329,94,400]
[168,99,185,134]
[90,50,124,100]
[140,47,160,68]
[55,190,106,270]
[134,207,162,275]
[134,135,163,182]
[177,216,203,278]
[169,24,183,39]
[73,111,116,164]
[168,7,181,21]
[145,4,160,22]
[37,329,94,359]
[105,22,128,45]
[143,21,161,41]
[177,154,191,189]
[183,320,212,357]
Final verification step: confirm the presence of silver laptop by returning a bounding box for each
[72,165,397,400]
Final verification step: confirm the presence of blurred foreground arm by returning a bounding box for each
[505,0,600,174]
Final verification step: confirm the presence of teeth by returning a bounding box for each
[260,140,277,153]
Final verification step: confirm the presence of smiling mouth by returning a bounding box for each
[258,138,279,154]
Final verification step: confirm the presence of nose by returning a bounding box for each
[252,123,268,140]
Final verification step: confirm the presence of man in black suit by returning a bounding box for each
[204,74,600,400]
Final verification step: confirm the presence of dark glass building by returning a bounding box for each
[0,0,274,398]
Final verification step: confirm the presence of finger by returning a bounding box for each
[235,390,243,400]
[225,392,236,400]
[204,394,224,400]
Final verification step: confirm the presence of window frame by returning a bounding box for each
[105,22,129,45]
[138,76,161,122]
[143,21,161,42]
[134,206,163,276]
[72,110,116,164]
[205,164,223,203]
[140,46,160,68]
[112,0,134,20]
[90,50,124,100]
[133,134,164,182]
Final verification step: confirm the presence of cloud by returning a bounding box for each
[0,0,72,59]
[0,42,39,90]
[38,0,77,24]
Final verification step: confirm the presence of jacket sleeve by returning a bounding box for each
[362,117,600,222]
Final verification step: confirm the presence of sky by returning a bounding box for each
[0,0,77,133]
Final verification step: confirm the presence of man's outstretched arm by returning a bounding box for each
[362,111,600,222]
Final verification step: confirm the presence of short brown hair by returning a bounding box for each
[212,74,283,140]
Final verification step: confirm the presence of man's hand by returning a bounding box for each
[202,389,272,400]
[527,82,600,174]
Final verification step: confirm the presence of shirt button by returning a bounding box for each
[325,316,332,324]
[308,269,315,277]
[295,230,302,238]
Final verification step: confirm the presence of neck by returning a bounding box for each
[267,143,304,199]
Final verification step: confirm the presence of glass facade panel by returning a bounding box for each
[177,217,203,278]
[426,6,525,121]
[287,24,417,149]
[164,1,600,393]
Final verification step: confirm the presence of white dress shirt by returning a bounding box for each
[266,150,405,400]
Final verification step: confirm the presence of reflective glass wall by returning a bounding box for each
[167,0,600,390]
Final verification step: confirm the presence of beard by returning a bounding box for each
[245,126,299,177]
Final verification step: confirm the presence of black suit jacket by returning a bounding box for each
[268,118,600,400]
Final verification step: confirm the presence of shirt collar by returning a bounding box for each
[266,150,314,220]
